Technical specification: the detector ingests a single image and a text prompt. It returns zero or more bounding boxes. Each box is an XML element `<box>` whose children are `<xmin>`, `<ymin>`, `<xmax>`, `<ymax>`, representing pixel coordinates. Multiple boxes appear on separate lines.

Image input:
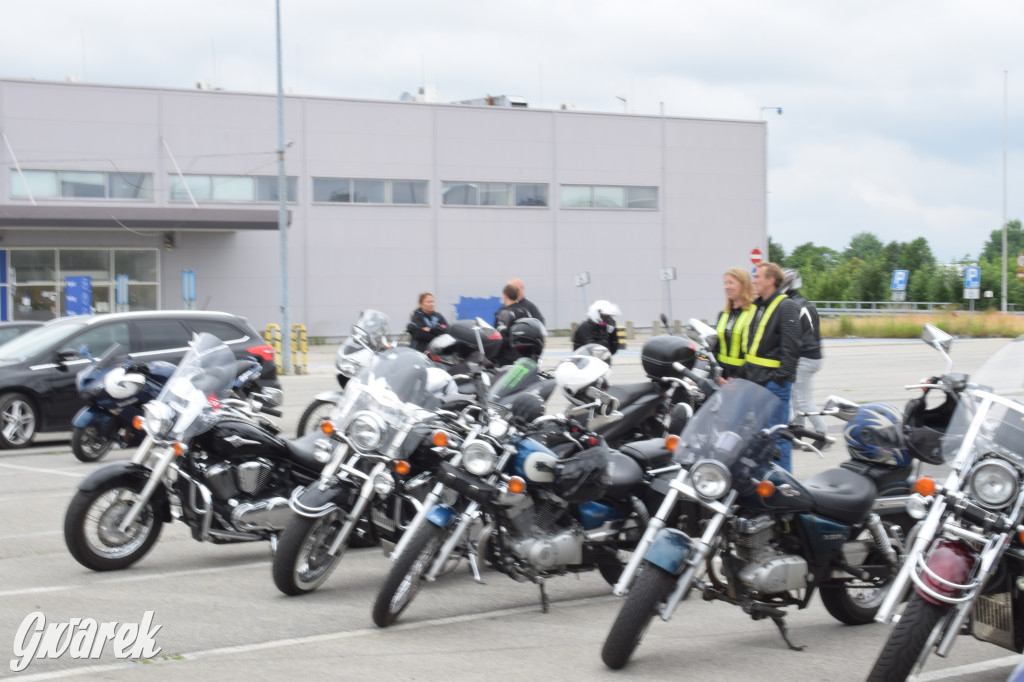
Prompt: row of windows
<box><xmin>10</xmin><ymin>170</ymin><xmax>658</xmax><ymax>210</ymax></box>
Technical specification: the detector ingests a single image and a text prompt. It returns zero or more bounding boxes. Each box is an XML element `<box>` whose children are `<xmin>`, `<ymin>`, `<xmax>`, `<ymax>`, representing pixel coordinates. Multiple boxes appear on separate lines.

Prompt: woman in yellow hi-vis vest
<box><xmin>741</xmin><ymin>262</ymin><xmax>802</xmax><ymax>472</ymax></box>
<box><xmin>714</xmin><ymin>267</ymin><xmax>755</xmax><ymax>384</ymax></box>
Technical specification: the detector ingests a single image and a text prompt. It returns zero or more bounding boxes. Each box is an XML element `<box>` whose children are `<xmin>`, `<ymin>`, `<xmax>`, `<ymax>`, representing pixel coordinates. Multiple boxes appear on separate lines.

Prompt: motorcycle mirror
<box><xmin>686</xmin><ymin>318</ymin><xmax>717</xmax><ymax>347</ymax></box>
<box><xmin>921</xmin><ymin>323</ymin><xmax>954</xmax><ymax>373</ymax></box>
<box><xmin>822</xmin><ymin>395</ymin><xmax>860</xmax><ymax>421</ymax></box>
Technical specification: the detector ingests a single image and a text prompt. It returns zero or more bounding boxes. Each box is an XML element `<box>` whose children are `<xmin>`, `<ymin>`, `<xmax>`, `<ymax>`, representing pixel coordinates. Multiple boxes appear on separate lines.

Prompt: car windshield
<box><xmin>0</xmin><ymin>318</ymin><xmax>89</xmax><ymax>362</ymax></box>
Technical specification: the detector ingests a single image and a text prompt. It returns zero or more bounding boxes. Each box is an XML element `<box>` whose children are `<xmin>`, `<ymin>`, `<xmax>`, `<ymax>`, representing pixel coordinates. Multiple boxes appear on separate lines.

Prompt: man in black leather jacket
<box><xmin>740</xmin><ymin>262</ymin><xmax>801</xmax><ymax>471</ymax></box>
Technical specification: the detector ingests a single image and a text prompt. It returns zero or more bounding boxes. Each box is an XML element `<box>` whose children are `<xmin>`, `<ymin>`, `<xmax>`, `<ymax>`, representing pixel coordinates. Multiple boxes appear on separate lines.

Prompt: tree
<box><xmin>768</xmin><ymin>236</ymin><xmax>786</xmax><ymax>264</ymax></box>
<box><xmin>843</xmin><ymin>232</ymin><xmax>885</xmax><ymax>263</ymax></box>
<box><xmin>784</xmin><ymin>242</ymin><xmax>841</xmax><ymax>272</ymax></box>
<box><xmin>980</xmin><ymin>220</ymin><xmax>1024</xmax><ymax>263</ymax></box>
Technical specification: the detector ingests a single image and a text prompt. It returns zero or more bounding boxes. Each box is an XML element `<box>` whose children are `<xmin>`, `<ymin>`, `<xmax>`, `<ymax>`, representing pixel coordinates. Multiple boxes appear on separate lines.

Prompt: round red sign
<box><xmin>750</xmin><ymin>248</ymin><xmax>764</xmax><ymax>264</ymax></box>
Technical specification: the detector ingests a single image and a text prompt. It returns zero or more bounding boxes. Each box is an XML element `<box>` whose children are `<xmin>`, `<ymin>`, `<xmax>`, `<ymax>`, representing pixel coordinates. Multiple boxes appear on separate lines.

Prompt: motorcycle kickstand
<box><xmin>538</xmin><ymin>581</ymin><xmax>550</xmax><ymax>613</ymax></box>
<box><xmin>770</xmin><ymin>615</ymin><xmax>805</xmax><ymax>652</ymax></box>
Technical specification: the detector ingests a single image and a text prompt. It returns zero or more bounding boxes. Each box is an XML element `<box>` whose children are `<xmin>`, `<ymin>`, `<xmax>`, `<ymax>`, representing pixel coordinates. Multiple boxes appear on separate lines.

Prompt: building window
<box><xmin>168</xmin><ymin>174</ymin><xmax>297</xmax><ymax>202</ymax></box>
<box><xmin>560</xmin><ymin>184</ymin><xmax>659</xmax><ymax>209</ymax></box>
<box><xmin>10</xmin><ymin>170</ymin><xmax>153</xmax><ymax>200</ymax></box>
<box><xmin>442</xmin><ymin>181</ymin><xmax>548</xmax><ymax>207</ymax></box>
<box><xmin>312</xmin><ymin>178</ymin><xmax>427</xmax><ymax>205</ymax></box>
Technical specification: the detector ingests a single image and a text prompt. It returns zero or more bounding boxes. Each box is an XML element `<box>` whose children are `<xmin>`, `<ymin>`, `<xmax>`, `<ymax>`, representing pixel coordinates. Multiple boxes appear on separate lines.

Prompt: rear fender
<box><xmin>76</xmin><ymin>461</ymin><xmax>171</xmax><ymax>523</ymax></box>
<box><xmin>917</xmin><ymin>537</ymin><xmax>977</xmax><ymax>604</ymax></box>
<box><xmin>645</xmin><ymin>527</ymin><xmax>695</xmax><ymax>576</ymax></box>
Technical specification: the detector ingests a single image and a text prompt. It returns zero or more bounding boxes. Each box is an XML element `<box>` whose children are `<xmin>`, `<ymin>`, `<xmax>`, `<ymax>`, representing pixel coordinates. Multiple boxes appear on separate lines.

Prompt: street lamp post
<box><xmin>275</xmin><ymin>0</ymin><xmax>292</xmax><ymax>374</ymax></box>
<box><xmin>759</xmin><ymin>106</ymin><xmax>783</xmax><ymax>257</ymax></box>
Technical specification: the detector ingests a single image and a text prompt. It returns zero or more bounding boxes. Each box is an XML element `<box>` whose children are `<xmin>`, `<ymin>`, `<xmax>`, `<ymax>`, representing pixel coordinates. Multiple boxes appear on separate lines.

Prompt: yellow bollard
<box><xmin>291</xmin><ymin>324</ymin><xmax>308</xmax><ymax>375</ymax></box>
<box><xmin>264</xmin><ymin>324</ymin><xmax>283</xmax><ymax>374</ymax></box>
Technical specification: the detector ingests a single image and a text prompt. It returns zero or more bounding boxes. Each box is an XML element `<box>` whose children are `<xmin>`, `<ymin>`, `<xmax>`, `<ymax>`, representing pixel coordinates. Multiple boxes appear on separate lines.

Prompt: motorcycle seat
<box><xmin>801</xmin><ymin>467</ymin><xmax>878</xmax><ymax>525</ymax></box>
<box><xmin>618</xmin><ymin>437</ymin><xmax>675</xmax><ymax>469</ymax></box>
<box><xmin>284</xmin><ymin>432</ymin><xmax>331</xmax><ymax>472</ymax></box>
<box><xmin>607</xmin><ymin>382</ymin><xmax>658</xmax><ymax>406</ymax></box>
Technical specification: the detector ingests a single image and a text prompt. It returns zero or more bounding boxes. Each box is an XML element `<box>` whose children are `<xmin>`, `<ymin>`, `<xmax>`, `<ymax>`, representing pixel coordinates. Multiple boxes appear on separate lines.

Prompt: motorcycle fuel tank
<box><xmin>200</xmin><ymin>419</ymin><xmax>290</xmax><ymax>462</ymax></box>
<box><xmin>741</xmin><ymin>466</ymin><xmax>815</xmax><ymax>513</ymax></box>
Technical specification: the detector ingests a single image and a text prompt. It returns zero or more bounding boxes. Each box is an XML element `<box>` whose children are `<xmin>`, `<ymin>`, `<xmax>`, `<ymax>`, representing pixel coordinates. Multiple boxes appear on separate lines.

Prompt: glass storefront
<box><xmin>5</xmin><ymin>249</ymin><xmax>159</xmax><ymax>321</ymax></box>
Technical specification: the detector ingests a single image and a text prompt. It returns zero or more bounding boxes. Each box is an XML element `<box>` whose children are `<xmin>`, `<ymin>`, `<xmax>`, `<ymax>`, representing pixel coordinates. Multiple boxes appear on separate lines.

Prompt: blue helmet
<box><xmin>843</xmin><ymin>402</ymin><xmax>910</xmax><ymax>467</ymax></box>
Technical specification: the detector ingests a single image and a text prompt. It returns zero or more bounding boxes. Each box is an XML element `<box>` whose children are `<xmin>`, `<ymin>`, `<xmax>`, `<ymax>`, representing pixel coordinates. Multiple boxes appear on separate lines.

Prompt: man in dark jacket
<box><xmin>783</xmin><ymin>269</ymin><xmax>829</xmax><ymax>448</ymax></box>
<box><xmin>494</xmin><ymin>283</ymin><xmax>529</xmax><ymax>365</ymax></box>
<box><xmin>508</xmin><ymin>277</ymin><xmax>544</xmax><ymax>325</ymax></box>
<box><xmin>741</xmin><ymin>262</ymin><xmax>801</xmax><ymax>471</ymax></box>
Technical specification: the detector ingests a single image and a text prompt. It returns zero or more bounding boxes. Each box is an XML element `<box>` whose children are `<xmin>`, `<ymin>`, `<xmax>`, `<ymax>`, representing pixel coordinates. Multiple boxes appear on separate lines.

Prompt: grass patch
<box><xmin>820</xmin><ymin>312</ymin><xmax>1024</xmax><ymax>338</ymax></box>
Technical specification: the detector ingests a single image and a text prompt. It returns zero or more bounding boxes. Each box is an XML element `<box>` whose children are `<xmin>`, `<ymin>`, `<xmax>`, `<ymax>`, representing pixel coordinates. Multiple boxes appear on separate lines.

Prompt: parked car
<box><xmin>0</xmin><ymin>321</ymin><xmax>43</xmax><ymax>346</ymax></box>
<box><xmin>0</xmin><ymin>311</ymin><xmax>278</xmax><ymax>449</ymax></box>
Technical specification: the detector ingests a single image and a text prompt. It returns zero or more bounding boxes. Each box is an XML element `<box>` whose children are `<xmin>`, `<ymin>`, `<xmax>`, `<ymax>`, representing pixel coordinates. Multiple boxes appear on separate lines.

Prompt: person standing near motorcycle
<box><xmin>782</xmin><ymin>269</ymin><xmax>829</xmax><ymax>446</ymax></box>
<box><xmin>494</xmin><ymin>283</ymin><xmax>530</xmax><ymax>365</ymax></box>
<box><xmin>407</xmin><ymin>292</ymin><xmax>448</xmax><ymax>352</ymax></box>
<box><xmin>572</xmin><ymin>300</ymin><xmax>621</xmax><ymax>355</ymax></box>
<box><xmin>508</xmin><ymin>277</ymin><xmax>545</xmax><ymax>325</ymax></box>
<box><xmin>714</xmin><ymin>267</ymin><xmax>755</xmax><ymax>385</ymax></box>
<box><xmin>740</xmin><ymin>261</ymin><xmax>801</xmax><ymax>472</ymax></box>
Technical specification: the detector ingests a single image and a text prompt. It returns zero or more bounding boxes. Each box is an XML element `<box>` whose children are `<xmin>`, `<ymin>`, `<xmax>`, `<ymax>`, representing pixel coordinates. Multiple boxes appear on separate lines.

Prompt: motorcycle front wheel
<box><xmin>372</xmin><ymin>523</ymin><xmax>445</xmax><ymax>628</ymax></box>
<box><xmin>866</xmin><ymin>593</ymin><xmax>947</xmax><ymax>681</ymax></box>
<box><xmin>601</xmin><ymin>561</ymin><xmax>675</xmax><ymax>670</ymax></box>
<box><xmin>296</xmin><ymin>398</ymin><xmax>335</xmax><ymax>438</ymax></box>
<box><xmin>71</xmin><ymin>425</ymin><xmax>114</xmax><ymax>462</ymax></box>
<box><xmin>64</xmin><ymin>478</ymin><xmax>163</xmax><ymax>571</ymax></box>
<box><xmin>272</xmin><ymin>510</ymin><xmax>346</xmax><ymax>595</ymax></box>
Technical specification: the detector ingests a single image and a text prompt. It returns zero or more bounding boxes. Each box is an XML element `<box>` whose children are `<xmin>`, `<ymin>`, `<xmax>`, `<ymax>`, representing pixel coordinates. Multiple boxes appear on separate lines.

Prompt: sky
<box><xmin>1</xmin><ymin>0</ymin><xmax>1022</xmax><ymax>263</ymax></box>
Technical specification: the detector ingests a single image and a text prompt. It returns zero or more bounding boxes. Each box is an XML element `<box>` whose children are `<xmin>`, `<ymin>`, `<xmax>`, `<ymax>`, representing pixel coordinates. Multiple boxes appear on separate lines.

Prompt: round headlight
<box><xmin>372</xmin><ymin>472</ymin><xmax>395</xmax><ymax>497</ymax></box>
<box><xmin>347</xmin><ymin>411</ymin><xmax>386</xmax><ymax>451</ymax></box>
<box><xmin>463</xmin><ymin>440</ymin><xmax>498</xmax><ymax>477</ymax></box>
<box><xmin>690</xmin><ymin>460</ymin><xmax>731</xmax><ymax>500</ymax></box>
<box><xmin>142</xmin><ymin>401</ymin><xmax>175</xmax><ymax>439</ymax></box>
<box><xmin>967</xmin><ymin>459</ymin><xmax>1019</xmax><ymax>509</ymax></box>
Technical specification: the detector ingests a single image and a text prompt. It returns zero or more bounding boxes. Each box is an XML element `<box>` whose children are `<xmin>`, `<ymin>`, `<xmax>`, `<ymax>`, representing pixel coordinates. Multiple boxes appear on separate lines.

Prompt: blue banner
<box><xmin>65</xmin><ymin>276</ymin><xmax>93</xmax><ymax>317</ymax></box>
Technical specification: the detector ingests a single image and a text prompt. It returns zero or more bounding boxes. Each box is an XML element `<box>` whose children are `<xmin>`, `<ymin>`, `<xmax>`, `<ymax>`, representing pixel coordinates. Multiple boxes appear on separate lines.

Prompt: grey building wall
<box><xmin>0</xmin><ymin>78</ymin><xmax>766</xmax><ymax>337</ymax></box>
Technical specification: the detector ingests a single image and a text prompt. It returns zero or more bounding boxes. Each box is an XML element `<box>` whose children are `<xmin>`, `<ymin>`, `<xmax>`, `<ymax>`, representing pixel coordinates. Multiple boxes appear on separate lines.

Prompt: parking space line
<box><xmin>0</xmin><ymin>462</ymin><xmax>85</xmax><ymax>478</ymax></box>
<box><xmin>916</xmin><ymin>654</ymin><xmax>1021</xmax><ymax>680</ymax></box>
<box><xmin>0</xmin><ymin>529</ymin><xmax>63</xmax><ymax>541</ymax></box>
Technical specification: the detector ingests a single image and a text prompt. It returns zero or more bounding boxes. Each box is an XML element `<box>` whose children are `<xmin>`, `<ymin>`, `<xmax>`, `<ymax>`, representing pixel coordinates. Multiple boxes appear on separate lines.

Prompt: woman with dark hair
<box><xmin>407</xmin><ymin>292</ymin><xmax>447</xmax><ymax>352</ymax></box>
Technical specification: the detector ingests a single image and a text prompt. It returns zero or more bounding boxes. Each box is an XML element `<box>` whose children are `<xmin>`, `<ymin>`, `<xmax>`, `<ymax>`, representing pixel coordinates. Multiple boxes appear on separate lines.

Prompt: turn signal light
<box><xmin>132</xmin><ymin>415</ymin><xmax>143</xmax><ymax>430</ymax></box>
<box><xmin>507</xmin><ymin>476</ymin><xmax>526</xmax><ymax>494</ymax></box>
<box><xmin>432</xmin><ymin>430</ymin><xmax>449</xmax><ymax>447</ymax></box>
<box><xmin>1018</xmin><ymin>529</ymin><xmax>1024</xmax><ymax>546</ymax></box>
<box><xmin>664</xmin><ymin>435</ymin><xmax>680</xmax><ymax>451</ymax></box>
<box><xmin>756</xmin><ymin>480</ymin><xmax>775</xmax><ymax>498</ymax></box>
<box><xmin>173</xmin><ymin>442</ymin><xmax>185</xmax><ymax>457</ymax></box>
<box><xmin>914</xmin><ymin>477</ymin><xmax>937</xmax><ymax>497</ymax></box>
<box><xmin>320</xmin><ymin>420</ymin><xmax>336</xmax><ymax>436</ymax></box>
<box><xmin>394</xmin><ymin>460</ymin><xmax>411</xmax><ymax>476</ymax></box>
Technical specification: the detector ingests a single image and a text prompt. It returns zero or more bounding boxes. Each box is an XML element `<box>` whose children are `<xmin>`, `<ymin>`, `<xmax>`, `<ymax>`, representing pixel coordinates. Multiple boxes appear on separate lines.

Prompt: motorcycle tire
<box><xmin>372</xmin><ymin>523</ymin><xmax>445</xmax><ymax>628</ymax></box>
<box><xmin>601</xmin><ymin>561</ymin><xmax>675</xmax><ymax>670</ymax></box>
<box><xmin>296</xmin><ymin>398</ymin><xmax>335</xmax><ymax>438</ymax></box>
<box><xmin>866</xmin><ymin>593</ymin><xmax>946</xmax><ymax>682</ymax></box>
<box><xmin>820</xmin><ymin>523</ymin><xmax>906</xmax><ymax>625</ymax></box>
<box><xmin>71</xmin><ymin>425</ymin><xmax>114</xmax><ymax>462</ymax></box>
<box><xmin>272</xmin><ymin>510</ymin><xmax>346</xmax><ymax>595</ymax></box>
<box><xmin>64</xmin><ymin>478</ymin><xmax>163</xmax><ymax>571</ymax></box>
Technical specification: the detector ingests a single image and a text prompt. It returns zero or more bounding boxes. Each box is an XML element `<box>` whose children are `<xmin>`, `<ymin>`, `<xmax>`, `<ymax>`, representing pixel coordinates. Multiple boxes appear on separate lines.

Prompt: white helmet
<box><xmin>587</xmin><ymin>299</ymin><xmax>621</xmax><ymax>324</ymax></box>
<box><xmin>554</xmin><ymin>354</ymin><xmax>611</xmax><ymax>406</ymax></box>
<box><xmin>102</xmin><ymin>366</ymin><xmax>146</xmax><ymax>400</ymax></box>
<box><xmin>425</xmin><ymin>367</ymin><xmax>458</xmax><ymax>399</ymax></box>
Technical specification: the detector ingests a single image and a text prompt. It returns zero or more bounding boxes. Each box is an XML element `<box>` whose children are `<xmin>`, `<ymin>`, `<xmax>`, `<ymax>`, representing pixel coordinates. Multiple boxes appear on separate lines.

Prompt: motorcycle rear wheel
<box><xmin>866</xmin><ymin>593</ymin><xmax>946</xmax><ymax>681</ymax></box>
<box><xmin>296</xmin><ymin>398</ymin><xmax>335</xmax><ymax>438</ymax></box>
<box><xmin>71</xmin><ymin>425</ymin><xmax>114</xmax><ymax>462</ymax></box>
<box><xmin>372</xmin><ymin>523</ymin><xmax>444</xmax><ymax>628</ymax></box>
<box><xmin>601</xmin><ymin>561</ymin><xmax>675</xmax><ymax>670</ymax></box>
<box><xmin>820</xmin><ymin>523</ymin><xmax>906</xmax><ymax>625</ymax></box>
<box><xmin>272</xmin><ymin>510</ymin><xmax>345</xmax><ymax>595</ymax></box>
<box><xmin>64</xmin><ymin>479</ymin><xmax>163</xmax><ymax>571</ymax></box>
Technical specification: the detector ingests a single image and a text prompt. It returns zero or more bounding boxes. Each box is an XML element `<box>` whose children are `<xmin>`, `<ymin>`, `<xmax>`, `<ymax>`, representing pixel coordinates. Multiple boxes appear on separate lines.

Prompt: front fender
<box><xmin>76</xmin><ymin>461</ymin><xmax>171</xmax><ymax>523</ymax></box>
<box><xmin>917</xmin><ymin>537</ymin><xmax>977</xmax><ymax>604</ymax></box>
<box><xmin>315</xmin><ymin>390</ymin><xmax>344</xmax><ymax>404</ymax></box>
<box><xmin>645</xmin><ymin>527</ymin><xmax>695</xmax><ymax>576</ymax></box>
<box><xmin>425</xmin><ymin>504</ymin><xmax>457</xmax><ymax>528</ymax></box>
<box><xmin>72</xmin><ymin>406</ymin><xmax>114</xmax><ymax>430</ymax></box>
<box><xmin>289</xmin><ymin>481</ymin><xmax>355</xmax><ymax>518</ymax></box>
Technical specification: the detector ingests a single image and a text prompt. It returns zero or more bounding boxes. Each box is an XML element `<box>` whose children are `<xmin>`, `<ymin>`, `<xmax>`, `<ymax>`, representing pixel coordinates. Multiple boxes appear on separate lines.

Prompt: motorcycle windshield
<box><xmin>673</xmin><ymin>379</ymin><xmax>782</xmax><ymax>470</ymax></box>
<box><xmin>352</xmin><ymin>309</ymin><xmax>390</xmax><ymax>348</ymax></box>
<box><xmin>328</xmin><ymin>346</ymin><xmax>439</xmax><ymax>457</ymax></box>
<box><xmin>336</xmin><ymin>310</ymin><xmax>391</xmax><ymax>378</ymax></box>
<box><xmin>941</xmin><ymin>336</ymin><xmax>1024</xmax><ymax>466</ymax></box>
<box><xmin>90</xmin><ymin>343</ymin><xmax>131</xmax><ymax>369</ymax></box>
<box><xmin>153</xmin><ymin>333</ymin><xmax>237</xmax><ymax>441</ymax></box>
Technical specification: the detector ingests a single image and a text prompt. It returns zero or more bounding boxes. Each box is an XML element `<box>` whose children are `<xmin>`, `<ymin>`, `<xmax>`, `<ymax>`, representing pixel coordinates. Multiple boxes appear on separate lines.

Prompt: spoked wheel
<box><xmin>372</xmin><ymin>523</ymin><xmax>445</xmax><ymax>627</ymax></box>
<box><xmin>0</xmin><ymin>392</ymin><xmax>37</xmax><ymax>449</ymax></box>
<box><xmin>71</xmin><ymin>425</ymin><xmax>114</xmax><ymax>462</ymax></box>
<box><xmin>866</xmin><ymin>593</ymin><xmax>947</xmax><ymax>681</ymax></box>
<box><xmin>64</xmin><ymin>478</ymin><xmax>163</xmax><ymax>571</ymax></box>
<box><xmin>272</xmin><ymin>510</ymin><xmax>346</xmax><ymax>595</ymax></box>
<box><xmin>601</xmin><ymin>561</ymin><xmax>675</xmax><ymax>670</ymax></box>
<box><xmin>296</xmin><ymin>399</ymin><xmax>335</xmax><ymax>437</ymax></box>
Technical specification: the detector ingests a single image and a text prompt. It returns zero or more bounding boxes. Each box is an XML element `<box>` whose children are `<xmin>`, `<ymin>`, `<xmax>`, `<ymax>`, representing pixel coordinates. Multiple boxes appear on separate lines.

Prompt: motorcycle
<box><xmin>599</xmin><ymin>374</ymin><xmax>915</xmax><ymax>670</ymax></box>
<box><xmin>868</xmin><ymin>325</ymin><xmax>1024</xmax><ymax>681</ymax></box>
<box><xmin>63</xmin><ymin>333</ymin><xmax>321</xmax><ymax>571</ymax></box>
<box><xmin>71</xmin><ymin>343</ymin><xmax>266</xmax><ymax>462</ymax></box>
<box><xmin>370</xmin><ymin>361</ymin><xmax>684</xmax><ymax>628</ymax></box>
<box><xmin>296</xmin><ymin>309</ymin><xmax>392</xmax><ymax>437</ymax></box>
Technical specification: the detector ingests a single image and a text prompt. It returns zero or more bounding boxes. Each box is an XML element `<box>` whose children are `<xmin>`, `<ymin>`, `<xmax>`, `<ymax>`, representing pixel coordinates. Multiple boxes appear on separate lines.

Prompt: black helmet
<box><xmin>902</xmin><ymin>388</ymin><xmax>957</xmax><ymax>465</ymax></box>
<box><xmin>509</xmin><ymin>318</ymin><xmax>546</xmax><ymax>359</ymax></box>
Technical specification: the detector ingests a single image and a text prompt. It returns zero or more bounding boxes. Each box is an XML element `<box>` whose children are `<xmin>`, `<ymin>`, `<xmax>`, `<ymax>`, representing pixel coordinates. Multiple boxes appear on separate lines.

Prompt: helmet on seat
<box><xmin>587</xmin><ymin>300</ymin><xmax>621</xmax><ymax>325</ymax></box>
<box><xmin>573</xmin><ymin>342</ymin><xmax>613</xmax><ymax>365</ymax></box>
<box><xmin>509</xmin><ymin>318</ymin><xmax>546</xmax><ymax>360</ymax></box>
<box><xmin>902</xmin><ymin>388</ymin><xmax>957</xmax><ymax>465</ymax></box>
<box><xmin>842</xmin><ymin>402</ymin><xmax>910</xmax><ymax>467</ymax></box>
<box><xmin>554</xmin><ymin>354</ymin><xmax>610</xmax><ymax>406</ymax></box>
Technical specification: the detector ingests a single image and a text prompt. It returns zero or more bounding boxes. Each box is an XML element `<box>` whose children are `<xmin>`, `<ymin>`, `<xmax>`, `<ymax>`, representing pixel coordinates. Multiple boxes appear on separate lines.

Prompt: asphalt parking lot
<box><xmin>1</xmin><ymin>334</ymin><xmax>1021</xmax><ymax>681</ymax></box>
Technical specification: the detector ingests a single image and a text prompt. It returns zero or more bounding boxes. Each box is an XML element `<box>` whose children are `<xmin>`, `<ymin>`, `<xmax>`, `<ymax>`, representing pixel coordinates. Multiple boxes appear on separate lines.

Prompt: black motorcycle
<box><xmin>64</xmin><ymin>333</ymin><xmax>321</xmax><ymax>571</ymax></box>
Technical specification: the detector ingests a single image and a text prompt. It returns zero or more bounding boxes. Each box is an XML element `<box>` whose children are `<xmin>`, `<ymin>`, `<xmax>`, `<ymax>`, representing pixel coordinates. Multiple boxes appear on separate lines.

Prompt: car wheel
<box><xmin>0</xmin><ymin>392</ymin><xmax>37</xmax><ymax>448</ymax></box>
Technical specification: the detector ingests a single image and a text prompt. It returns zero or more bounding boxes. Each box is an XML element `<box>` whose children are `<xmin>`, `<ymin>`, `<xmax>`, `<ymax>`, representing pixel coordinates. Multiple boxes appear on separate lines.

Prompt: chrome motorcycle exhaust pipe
<box><xmin>231</xmin><ymin>497</ymin><xmax>292</xmax><ymax>531</ymax></box>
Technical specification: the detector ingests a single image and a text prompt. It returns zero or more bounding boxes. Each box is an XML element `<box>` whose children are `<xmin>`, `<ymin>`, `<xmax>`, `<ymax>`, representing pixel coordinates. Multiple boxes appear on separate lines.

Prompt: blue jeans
<box><xmin>765</xmin><ymin>380</ymin><xmax>794</xmax><ymax>472</ymax></box>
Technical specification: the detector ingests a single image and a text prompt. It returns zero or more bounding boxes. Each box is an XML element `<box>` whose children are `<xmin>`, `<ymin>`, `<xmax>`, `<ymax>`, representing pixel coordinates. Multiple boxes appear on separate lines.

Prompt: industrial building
<box><xmin>0</xmin><ymin>78</ymin><xmax>767</xmax><ymax>337</ymax></box>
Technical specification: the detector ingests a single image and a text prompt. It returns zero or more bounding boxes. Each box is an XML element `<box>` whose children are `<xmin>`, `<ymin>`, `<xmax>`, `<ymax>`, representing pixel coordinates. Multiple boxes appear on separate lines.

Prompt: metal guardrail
<box><xmin>810</xmin><ymin>301</ymin><xmax>1020</xmax><ymax>315</ymax></box>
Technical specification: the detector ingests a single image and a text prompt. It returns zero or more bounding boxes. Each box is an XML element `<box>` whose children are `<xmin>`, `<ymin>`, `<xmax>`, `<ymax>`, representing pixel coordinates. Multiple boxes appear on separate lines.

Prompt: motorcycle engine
<box><xmin>730</xmin><ymin>514</ymin><xmax>808</xmax><ymax>594</ymax></box>
<box><xmin>508</xmin><ymin>497</ymin><xmax>584</xmax><ymax>571</ymax></box>
<box><xmin>204</xmin><ymin>458</ymin><xmax>274</xmax><ymax>499</ymax></box>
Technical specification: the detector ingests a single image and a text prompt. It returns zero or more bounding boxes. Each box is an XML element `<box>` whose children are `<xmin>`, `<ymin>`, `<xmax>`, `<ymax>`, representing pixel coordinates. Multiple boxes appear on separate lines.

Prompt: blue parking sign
<box><xmin>964</xmin><ymin>266</ymin><xmax>981</xmax><ymax>289</ymax></box>
<box><xmin>891</xmin><ymin>270</ymin><xmax>908</xmax><ymax>291</ymax></box>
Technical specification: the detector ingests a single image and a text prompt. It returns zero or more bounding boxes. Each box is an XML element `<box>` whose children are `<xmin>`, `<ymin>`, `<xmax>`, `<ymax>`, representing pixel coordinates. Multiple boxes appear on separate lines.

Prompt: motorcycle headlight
<box><xmin>347</xmin><ymin>411</ymin><xmax>386</xmax><ymax>451</ymax></box>
<box><xmin>372</xmin><ymin>471</ymin><xmax>395</xmax><ymax>497</ymax></box>
<box><xmin>967</xmin><ymin>459</ymin><xmax>1019</xmax><ymax>509</ymax></box>
<box><xmin>690</xmin><ymin>460</ymin><xmax>731</xmax><ymax>500</ymax></box>
<box><xmin>462</xmin><ymin>440</ymin><xmax>498</xmax><ymax>477</ymax></box>
<box><xmin>142</xmin><ymin>401</ymin><xmax>175</xmax><ymax>439</ymax></box>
